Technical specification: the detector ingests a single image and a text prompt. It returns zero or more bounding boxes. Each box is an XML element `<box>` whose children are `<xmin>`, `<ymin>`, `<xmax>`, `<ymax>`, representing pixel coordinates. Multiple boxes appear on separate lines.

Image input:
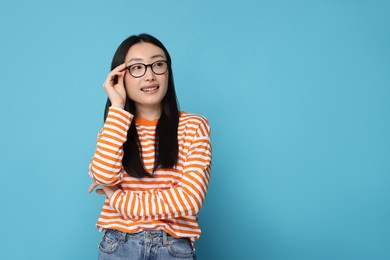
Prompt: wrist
<box><xmin>110</xmin><ymin>103</ymin><xmax>125</xmax><ymax>109</ymax></box>
<box><xmin>102</xmin><ymin>185</ymin><xmax>119</xmax><ymax>199</ymax></box>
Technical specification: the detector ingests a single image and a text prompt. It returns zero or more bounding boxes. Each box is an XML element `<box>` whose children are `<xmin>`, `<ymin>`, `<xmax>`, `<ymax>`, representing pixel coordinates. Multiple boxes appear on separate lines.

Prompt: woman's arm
<box><xmin>107</xmin><ymin>118</ymin><xmax>212</xmax><ymax>221</ymax></box>
<box><xmin>88</xmin><ymin>107</ymin><xmax>133</xmax><ymax>185</ymax></box>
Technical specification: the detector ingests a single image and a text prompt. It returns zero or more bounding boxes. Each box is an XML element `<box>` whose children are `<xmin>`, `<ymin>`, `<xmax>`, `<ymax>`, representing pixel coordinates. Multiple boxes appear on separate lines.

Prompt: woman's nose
<box><xmin>144</xmin><ymin>65</ymin><xmax>156</xmax><ymax>80</ymax></box>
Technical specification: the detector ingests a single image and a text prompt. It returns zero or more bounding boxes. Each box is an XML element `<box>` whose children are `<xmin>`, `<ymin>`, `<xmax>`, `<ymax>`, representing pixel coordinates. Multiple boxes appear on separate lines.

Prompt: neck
<box><xmin>135</xmin><ymin>104</ymin><xmax>162</xmax><ymax>120</ymax></box>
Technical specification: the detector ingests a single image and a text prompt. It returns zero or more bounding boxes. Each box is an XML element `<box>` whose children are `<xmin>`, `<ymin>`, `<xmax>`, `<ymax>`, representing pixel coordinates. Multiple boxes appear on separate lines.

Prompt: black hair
<box><xmin>104</xmin><ymin>34</ymin><xmax>179</xmax><ymax>178</ymax></box>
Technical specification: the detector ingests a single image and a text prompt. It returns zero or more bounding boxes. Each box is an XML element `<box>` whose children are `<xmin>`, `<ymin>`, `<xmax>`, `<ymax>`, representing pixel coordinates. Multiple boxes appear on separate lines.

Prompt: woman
<box><xmin>88</xmin><ymin>34</ymin><xmax>212</xmax><ymax>260</ymax></box>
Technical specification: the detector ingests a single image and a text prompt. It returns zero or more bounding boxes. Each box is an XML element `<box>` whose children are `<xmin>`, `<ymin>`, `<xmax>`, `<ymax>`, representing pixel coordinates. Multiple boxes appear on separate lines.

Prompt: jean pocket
<box><xmin>168</xmin><ymin>238</ymin><xmax>196</xmax><ymax>259</ymax></box>
<box><xmin>98</xmin><ymin>231</ymin><xmax>120</xmax><ymax>254</ymax></box>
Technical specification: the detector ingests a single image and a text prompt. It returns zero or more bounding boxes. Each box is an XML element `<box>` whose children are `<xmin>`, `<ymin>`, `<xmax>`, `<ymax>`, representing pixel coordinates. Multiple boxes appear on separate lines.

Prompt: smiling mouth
<box><xmin>141</xmin><ymin>86</ymin><xmax>159</xmax><ymax>93</ymax></box>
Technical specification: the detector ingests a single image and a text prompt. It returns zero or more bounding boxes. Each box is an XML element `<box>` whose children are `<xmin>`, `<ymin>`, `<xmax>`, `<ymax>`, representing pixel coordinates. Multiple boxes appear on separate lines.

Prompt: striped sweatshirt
<box><xmin>88</xmin><ymin>107</ymin><xmax>212</xmax><ymax>242</ymax></box>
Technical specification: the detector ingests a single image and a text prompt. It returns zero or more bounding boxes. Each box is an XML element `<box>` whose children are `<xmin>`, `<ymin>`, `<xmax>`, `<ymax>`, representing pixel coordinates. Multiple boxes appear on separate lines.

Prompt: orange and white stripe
<box><xmin>89</xmin><ymin>107</ymin><xmax>212</xmax><ymax>242</ymax></box>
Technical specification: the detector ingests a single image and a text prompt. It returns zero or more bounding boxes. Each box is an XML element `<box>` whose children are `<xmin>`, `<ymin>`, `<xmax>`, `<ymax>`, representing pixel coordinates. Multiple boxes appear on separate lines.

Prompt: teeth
<box><xmin>142</xmin><ymin>86</ymin><xmax>158</xmax><ymax>92</ymax></box>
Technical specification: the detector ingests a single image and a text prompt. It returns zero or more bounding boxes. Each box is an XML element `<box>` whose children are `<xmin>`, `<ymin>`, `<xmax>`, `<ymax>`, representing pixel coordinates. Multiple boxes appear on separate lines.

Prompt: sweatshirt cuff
<box><xmin>105</xmin><ymin>107</ymin><xmax>134</xmax><ymax>133</ymax></box>
<box><xmin>108</xmin><ymin>107</ymin><xmax>133</xmax><ymax>120</ymax></box>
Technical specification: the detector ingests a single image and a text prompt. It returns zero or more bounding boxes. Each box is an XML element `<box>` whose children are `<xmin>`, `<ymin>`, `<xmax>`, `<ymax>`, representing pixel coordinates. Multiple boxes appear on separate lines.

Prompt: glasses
<box><xmin>125</xmin><ymin>60</ymin><xmax>169</xmax><ymax>78</ymax></box>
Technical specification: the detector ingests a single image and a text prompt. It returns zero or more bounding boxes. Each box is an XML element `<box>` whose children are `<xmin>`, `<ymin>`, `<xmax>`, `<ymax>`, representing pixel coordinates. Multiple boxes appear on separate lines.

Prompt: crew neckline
<box><xmin>135</xmin><ymin>117</ymin><xmax>159</xmax><ymax>126</ymax></box>
<box><xmin>134</xmin><ymin>112</ymin><xmax>186</xmax><ymax>126</ymax></box>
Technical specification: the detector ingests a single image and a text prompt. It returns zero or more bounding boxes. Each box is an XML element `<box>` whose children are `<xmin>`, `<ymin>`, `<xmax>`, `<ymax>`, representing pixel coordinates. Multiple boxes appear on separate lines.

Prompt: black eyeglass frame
<box><xmin>125</xmin><ymin>60</ymin><xmax>170</xmax><ymax>78</ymax></box>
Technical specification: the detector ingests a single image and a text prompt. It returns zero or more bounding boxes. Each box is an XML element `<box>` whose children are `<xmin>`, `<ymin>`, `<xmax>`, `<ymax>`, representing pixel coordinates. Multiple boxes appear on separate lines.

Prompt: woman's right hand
<box><xmin>103</xmin><ymin>63</ymin><xmax>127</xmax><ymax>109</ymax></box>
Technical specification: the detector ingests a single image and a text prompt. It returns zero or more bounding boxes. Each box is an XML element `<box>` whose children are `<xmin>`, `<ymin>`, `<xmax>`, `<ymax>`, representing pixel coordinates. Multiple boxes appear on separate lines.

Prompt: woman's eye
<box><xmin>131</xmin><ymin>65</ymin><xmax>144</xmax><ymax>71</ymax></box>
<box><xmin>153</xmin><ymin>62</ymin><xmax>164</xmax><ymax>68</ymax></box>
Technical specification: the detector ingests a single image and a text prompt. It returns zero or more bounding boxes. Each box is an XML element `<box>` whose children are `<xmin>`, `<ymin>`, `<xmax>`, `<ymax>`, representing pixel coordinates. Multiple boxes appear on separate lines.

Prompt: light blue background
<box><xmin>0</xmin><ymin>0</ymin><xmax>389</xmax><ymax>259</ymax></box>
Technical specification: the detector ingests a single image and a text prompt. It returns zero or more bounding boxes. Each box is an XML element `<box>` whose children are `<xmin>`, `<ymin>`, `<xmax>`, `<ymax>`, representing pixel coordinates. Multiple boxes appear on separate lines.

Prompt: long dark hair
<box><xmin>104</xmin><ymin>34</ymin><xmax>179</xmax><ymax>178</ymax></box>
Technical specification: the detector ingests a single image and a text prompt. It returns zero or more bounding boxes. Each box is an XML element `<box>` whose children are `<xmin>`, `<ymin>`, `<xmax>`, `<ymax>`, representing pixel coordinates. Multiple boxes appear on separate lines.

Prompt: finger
<box><xmin>104</xmin><ymin>64</ymin><xmax>126</xmax><ymax>81</ymax></box>
<box><xmin>105</xmin><ymin>71</ymin><xmax>123</xmax><ymax>83</ymax></box>
<box><xmin>112</xmin><ymin>63</ymin><xmax>126</xmax><ymax>73</ymax></box>
<box><xmin>88</xmin><ymin>182</ymin><xmax>99</xmax><ymax>193</ymax></box>
<box><xmin>117</xmin><ymin>70</ymin><xmax>126</xmax><ymax>80</ymax></box>
<box><xmin>110</xmin><ymin>68</ymin><xmax>126</xmax><ymax>77</ymax></box>
<box><xmin>96</xmin><ymin>189</ymin><xmax>105</xmax><ymax>195</ymax></box>
<box><xmin>103</xmin><ymin>70</ymin><xmax>126</xmax><ymax>88</ymax></box>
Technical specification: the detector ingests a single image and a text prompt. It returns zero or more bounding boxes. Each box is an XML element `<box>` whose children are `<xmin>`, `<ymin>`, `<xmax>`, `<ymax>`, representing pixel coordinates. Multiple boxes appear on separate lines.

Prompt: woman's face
<box><xmin>124</xmin><ymin>42</ymin><xmax>169</xmax><ymax>113</ymax></box>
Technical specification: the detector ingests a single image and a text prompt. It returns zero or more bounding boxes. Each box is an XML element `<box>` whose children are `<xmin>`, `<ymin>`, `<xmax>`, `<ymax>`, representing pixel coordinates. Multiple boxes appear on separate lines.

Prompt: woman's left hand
<box><xmin>88</xmin><ymin>182</ymin><xmax>119</xmax><ymax>199</ymax></box>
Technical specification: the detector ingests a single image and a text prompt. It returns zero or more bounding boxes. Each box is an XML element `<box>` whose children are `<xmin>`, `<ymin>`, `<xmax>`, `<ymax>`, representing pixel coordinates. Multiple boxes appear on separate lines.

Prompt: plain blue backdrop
<box><xmin>0</xmin><ymin>0</ymin><xmax>389</xmax><ymax>259</ymax></box>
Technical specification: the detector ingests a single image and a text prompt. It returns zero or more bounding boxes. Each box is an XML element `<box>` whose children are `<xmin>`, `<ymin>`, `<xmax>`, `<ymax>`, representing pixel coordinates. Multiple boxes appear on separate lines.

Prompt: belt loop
<box><xmin>163</xmin><ymin>230</ymin><xmax>168</xmax><ymax>245</ymax></box>
<box><xmin>120</xmin><ymin>230</ymin><xmax>126</xmax><ymax>243</ymax></box>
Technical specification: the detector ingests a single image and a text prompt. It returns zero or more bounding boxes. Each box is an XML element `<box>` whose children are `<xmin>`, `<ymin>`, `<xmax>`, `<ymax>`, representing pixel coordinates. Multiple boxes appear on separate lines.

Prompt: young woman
<box><xmin>88</xmin><ymin>34</ymin><xmax>212</xmax><ymax>260</ymax></box>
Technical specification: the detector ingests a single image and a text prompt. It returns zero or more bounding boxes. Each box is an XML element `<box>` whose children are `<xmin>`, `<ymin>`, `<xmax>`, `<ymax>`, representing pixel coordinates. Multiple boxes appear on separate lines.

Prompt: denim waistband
<box><xmin>105</xmin><ymin>229</ymin><xmax>177</xmax><ymax>244</ymax></box>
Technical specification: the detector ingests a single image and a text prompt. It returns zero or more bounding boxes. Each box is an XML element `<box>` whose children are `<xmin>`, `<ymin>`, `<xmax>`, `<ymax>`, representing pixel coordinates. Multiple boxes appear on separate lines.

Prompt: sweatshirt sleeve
<box><xmin>108</xmin><ymin>116</ymin><xmax>212</xmax><ymax>221</ymax></box>
<box><xmin>88</xmin><ymin>107</ymin><xmax>133</xmax><ymax>185</ymax></box>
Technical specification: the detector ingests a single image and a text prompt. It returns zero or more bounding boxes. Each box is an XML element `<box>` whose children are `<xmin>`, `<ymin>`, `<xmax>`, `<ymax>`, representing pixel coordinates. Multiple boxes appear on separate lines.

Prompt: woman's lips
<box><xmin>141</xmin><ymin>85</ymin><xmax>159</xmax><ymax>94</ymax></box>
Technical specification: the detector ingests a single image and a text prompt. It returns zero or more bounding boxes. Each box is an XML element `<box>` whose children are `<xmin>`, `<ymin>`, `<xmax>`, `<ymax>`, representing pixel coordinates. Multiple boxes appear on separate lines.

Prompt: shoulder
<box><xmin>179</xmin><ymin>112</ymin><xmax>210</xmax><ymax>137</ymax></box>
<box><xmin>179</xmin><ymin>111</ymin><xmax>209</xmax><ymax>126</ymax></box>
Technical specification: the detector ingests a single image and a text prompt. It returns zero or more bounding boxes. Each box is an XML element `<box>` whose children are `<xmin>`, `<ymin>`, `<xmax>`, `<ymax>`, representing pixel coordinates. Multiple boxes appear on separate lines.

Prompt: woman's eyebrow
<box><xmin>150</xmin><ymin>54</ymin><xmax>164</xmax><ymax>59</ymax></box>
<box><xmin>127</xmin><ymin>57</ymin><xmax>143</xmax><ymax>63</ymax></box>
<box><xmin>127</xmin><ymin>54</ymin><xmax>165</xmax><ymax>63</ymax></box>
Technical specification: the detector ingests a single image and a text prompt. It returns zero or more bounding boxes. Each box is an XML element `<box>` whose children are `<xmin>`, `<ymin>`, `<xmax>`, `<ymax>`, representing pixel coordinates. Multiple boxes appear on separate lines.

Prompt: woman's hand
<box><xmin>103</xmin><ymin>63</ymin><xmax>127</xmax><ymax>109</ymax></box>
<box><xmin>88</xmin><ymin>182</ymin><xmax>119</xmax><ymax>199</ymax></box>
<box><xmin>88</xmin><ymin>182</ymin><xmax>104</xmax><ymax>195</ymax></box>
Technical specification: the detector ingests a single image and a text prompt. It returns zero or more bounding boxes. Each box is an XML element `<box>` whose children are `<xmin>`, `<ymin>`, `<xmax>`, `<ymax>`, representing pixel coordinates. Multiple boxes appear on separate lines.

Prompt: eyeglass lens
<box><xmin>128</xmin><ymin>61</ymin><xmax>168</xmax><ymax>78</ymax></box>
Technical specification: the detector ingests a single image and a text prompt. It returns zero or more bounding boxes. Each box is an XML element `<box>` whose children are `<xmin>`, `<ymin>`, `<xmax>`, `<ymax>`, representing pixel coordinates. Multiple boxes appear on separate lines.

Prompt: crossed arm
<box><xmin>88</xmin><ymin>107</ymin><xmax>212</xmax><ymax>221</ymax></box>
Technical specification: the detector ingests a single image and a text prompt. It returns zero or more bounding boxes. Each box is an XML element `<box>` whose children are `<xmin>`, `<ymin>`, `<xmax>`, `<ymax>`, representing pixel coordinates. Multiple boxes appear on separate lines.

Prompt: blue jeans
<box><xmin>98</xmin><ymin>229</ymin><xmax>196</xmax><ymax>260</ymax></box>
